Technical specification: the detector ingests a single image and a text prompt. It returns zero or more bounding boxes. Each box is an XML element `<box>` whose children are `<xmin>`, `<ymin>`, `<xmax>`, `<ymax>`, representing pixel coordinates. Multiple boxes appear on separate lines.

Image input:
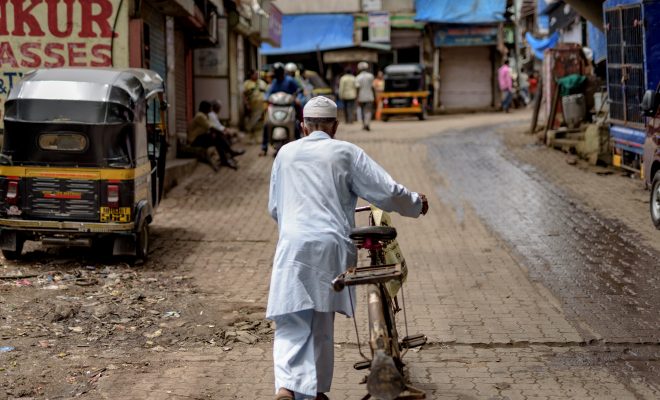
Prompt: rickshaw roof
<box><xmin>384</xmin><ymin>64</ymin><xmax>424</xmax><ymax>75</ymax></box>
<box><xmin>7</xmin><ymin>68</ymin><xmax>164</xmax><ymax>105</ymax></box>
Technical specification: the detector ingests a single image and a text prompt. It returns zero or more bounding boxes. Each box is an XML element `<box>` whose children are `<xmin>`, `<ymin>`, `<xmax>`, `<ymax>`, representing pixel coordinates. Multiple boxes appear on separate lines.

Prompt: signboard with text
<box><xmin>368</xmin><ymin>12</ymin><xmax>390</xmax><ymax>43</ymax></box>
<box><xmin>434</xmin><ymin>26</ymin><xmax>498</xmax><ymax>47</ymax></box>
<box><xmin>0</xmin><ymin>0</ymin><xmax>129</xmax><ymax>130</ymax></box>
<box><xmin>267</xmin><ymin>3</ymin><xmax>282</xmax><ymax>47</ymax></box>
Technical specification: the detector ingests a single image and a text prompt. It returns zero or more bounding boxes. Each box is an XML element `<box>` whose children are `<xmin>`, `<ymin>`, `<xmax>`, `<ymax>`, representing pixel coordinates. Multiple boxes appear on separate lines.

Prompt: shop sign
<box><xmin>268</xmin><ymin>3</ymin><xmax>282</xmax><ymax>47</ymax></box>
<box><xmin>368</xmin><ymin>12</ymin><xmax>390</xmax><ymax>43</ymax></box>
<box><xmin>362</xmin><ymin>0</ymin><xmax>382</xmax><ymax>12</ymax></box>
<box><xmin>0</xmin><ymin>0</ymin><xmax>129</xmax><ymax>130</ymax></box>
<box><xmin>434</xmin><ymin>26</ymin><xmax>498</xmax><ymax>47</ymax></box>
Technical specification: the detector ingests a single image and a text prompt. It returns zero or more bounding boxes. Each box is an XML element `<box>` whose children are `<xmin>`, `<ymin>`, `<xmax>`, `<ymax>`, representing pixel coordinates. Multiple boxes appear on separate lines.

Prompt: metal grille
<box><xmin>27</xmin><ymin>178</ymin><xmax>99</xmax><ymax>221</ymax></box>
<box><xmin>623</xmin><ymin>6</ymin><xmax>643</xmax><ymax>65</ymax></box>
<box><xmin>606</xmin><ymin>5</ymin><xmax>645</xmax><ymax>125</ymax></box>
<box><xmin>605</xmin><ymin>9</ymin><xmax>622</xmax><ymax>64</ymax></box>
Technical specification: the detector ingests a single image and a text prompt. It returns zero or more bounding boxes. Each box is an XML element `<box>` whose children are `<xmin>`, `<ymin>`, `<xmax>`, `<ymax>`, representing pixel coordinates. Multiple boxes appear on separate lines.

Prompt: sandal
<box><xmin>316</xmin><ymin>394</ymin><xmax>330</xmax><ymax>400</ymax></box>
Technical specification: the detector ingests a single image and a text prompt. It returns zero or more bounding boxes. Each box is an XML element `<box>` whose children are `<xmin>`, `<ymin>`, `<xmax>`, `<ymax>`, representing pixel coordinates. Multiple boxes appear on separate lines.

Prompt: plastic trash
<box><xmin>0</xmin><ymin>346</ymin><xmax>15</xmax><ymax>352</ymax></box>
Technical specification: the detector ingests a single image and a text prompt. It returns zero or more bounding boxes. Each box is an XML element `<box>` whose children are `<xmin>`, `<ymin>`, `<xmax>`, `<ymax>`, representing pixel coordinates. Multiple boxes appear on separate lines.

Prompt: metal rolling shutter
<box><xmin>143</xmin><ymin>2</ymin><xmax>167</xmax><ymax>80</ymax></box>
<box><xmin>175</xmin><ymin>28</ymin><xmax>188</xmax><ymax>137</ymax></box>
<box><xmin>439</xmin><ymin>46</ymin><xmax>492</xmax><ymax>110</ymax></box>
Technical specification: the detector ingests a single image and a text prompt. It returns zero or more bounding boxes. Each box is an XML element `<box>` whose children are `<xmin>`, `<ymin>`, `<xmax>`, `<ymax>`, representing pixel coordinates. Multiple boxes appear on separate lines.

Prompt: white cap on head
<box><xmin>303</xmin><ymin>96</ymin><xmax>337</xmax><ymax>119</ymax></box>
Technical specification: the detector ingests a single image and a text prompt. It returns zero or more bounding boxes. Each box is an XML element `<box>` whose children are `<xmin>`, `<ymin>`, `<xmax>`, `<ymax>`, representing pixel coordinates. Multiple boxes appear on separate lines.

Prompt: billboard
<box><xmin>0</xmin><ymin>0</ymin><xmax>130</xmax><ymax>130</ymax></box>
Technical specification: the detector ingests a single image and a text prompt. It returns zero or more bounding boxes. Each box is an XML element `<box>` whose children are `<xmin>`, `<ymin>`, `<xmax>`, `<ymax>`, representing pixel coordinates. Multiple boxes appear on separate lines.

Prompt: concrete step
<box><xmin>164</xmin><ymin>158</ymin><xmax>197</xmax><ymax>194</ymax></box>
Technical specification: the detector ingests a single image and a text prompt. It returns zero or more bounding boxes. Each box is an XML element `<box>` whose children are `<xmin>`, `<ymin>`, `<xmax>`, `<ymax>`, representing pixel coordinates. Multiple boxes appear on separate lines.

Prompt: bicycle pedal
<box><xmin>354</xmin><ymin>360</ymin><xmax>372</xmax><ymax>370</ymax></box>
<box><xmin>401</xmin><ymin>334</ymin><xmax>427</xmax><ymax>349</ymax></box>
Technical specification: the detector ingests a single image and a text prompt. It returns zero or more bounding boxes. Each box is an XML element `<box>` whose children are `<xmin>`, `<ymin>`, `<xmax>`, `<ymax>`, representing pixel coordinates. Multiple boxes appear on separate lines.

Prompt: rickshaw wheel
<box><xmin>2</xmin><ymin>238</ymin><xmax>24</xmax><ymax>260</ymax></box>
<box><xmin>136</xmin><ymin>223</ymin><xmax>150</xmax><ymax>261</ymax></box>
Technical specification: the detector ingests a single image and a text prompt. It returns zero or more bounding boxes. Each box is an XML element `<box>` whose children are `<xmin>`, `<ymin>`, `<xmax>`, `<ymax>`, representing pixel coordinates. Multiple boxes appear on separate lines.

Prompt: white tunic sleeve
<box><xmin>268</xmin><ymin>158</ymin><xmax>280</xmax><ymax>222</ymax></box>
<box><xmin>350</xmin><ymin>148</ymin><xmax>422</xmax><ymax>217</ymax></box>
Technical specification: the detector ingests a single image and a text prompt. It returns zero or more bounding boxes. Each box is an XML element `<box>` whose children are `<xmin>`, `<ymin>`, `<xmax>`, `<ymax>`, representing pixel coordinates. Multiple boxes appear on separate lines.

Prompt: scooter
<box><xmin>265</xmin><ymin>91</ymin><xmax>297</xmax><ymax>154</ymax></box>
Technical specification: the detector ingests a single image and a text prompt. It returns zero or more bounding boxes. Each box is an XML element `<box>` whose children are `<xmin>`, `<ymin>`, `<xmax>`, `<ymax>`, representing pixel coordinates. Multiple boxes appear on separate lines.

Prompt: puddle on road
<box><xmin>426</xmin><ymin>127</ymin><xmax>660</xmax><ymax>343</ymax></box>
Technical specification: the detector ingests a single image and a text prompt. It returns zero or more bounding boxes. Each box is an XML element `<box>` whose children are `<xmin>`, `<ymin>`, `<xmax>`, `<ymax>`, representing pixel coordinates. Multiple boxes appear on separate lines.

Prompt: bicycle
<box><xmin>332</xmin><ymin>205</ymin><xmax>426</xmax><ymax>400</ymax></box>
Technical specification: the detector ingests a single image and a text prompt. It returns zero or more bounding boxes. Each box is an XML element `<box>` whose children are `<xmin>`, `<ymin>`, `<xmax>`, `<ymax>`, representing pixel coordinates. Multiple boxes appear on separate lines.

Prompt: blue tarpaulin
<box><xmin>415</xmin><ymin>0</ymin><xmax>506</xmax><ymax>24</ymax></box>
<box><xmin>587</xmin><ymin>21</ymin><xmax>607</xmax><ymax>63</ymax></box>
<box><xmin>260</xmin><ymin>14</ymin><xmax>354</xmax><ymax>55</ymax></box>
<box><xmin>525</xmin><ymin>31</ymin><xmax>560</xmax><ymax>60</ymax></box>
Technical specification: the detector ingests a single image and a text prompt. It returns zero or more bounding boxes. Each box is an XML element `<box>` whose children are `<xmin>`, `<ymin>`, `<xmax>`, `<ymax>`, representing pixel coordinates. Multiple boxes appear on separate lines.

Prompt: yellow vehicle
<box><xmin>0</xmin><ymin>68</ymin><xmax>168</xmax><ymax>261</ymax></box>
<box><xmin>380</xmin><ymin>64</ymin><xmax>430</xmax><ymax>121</ymax></box>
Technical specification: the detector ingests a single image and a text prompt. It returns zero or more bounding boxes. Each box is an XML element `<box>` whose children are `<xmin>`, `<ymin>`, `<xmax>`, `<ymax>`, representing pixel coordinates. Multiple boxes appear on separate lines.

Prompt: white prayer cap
<box><xmin>303</xmin><ymin>96</ymin><xmax>337</xmax><ymax>119</ymax></box>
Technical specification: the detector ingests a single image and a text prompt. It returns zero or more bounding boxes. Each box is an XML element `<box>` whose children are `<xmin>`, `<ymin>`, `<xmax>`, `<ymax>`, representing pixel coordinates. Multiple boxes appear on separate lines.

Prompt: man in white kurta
<box><xmin>267</xmin><ymin>96</ymin><xmax>427</xmax><ymax>400</ymax></box>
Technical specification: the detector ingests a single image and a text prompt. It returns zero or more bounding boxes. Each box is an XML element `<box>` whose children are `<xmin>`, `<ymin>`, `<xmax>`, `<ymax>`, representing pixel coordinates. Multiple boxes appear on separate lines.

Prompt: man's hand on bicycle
<box><xmin>419</xmin><ymin>194</ymin><xmax>429</xmax><ymax>215</ymax></box>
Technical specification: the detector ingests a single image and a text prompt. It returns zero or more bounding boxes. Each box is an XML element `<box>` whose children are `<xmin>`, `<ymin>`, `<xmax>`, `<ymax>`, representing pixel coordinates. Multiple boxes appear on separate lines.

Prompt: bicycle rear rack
<box><xmin>332</xmin><ymin>263</ymin><xmax>402</xmax><ymax>291</ymax></box>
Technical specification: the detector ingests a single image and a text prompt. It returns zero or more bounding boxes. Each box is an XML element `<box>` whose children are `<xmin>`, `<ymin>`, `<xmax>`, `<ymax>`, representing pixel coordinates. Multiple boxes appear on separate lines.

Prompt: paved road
<box><xmin>2</xmin><ymin>111</ymin><xmax>658</xmax><ymax>400</ymax></box>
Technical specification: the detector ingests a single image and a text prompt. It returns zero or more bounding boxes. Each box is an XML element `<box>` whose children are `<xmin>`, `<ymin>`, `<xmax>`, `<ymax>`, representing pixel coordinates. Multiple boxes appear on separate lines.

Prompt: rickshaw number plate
<box><xmin>100</xmin><ymin>207</ymin><xmax>131</xmax><ymax>223</ymax></box>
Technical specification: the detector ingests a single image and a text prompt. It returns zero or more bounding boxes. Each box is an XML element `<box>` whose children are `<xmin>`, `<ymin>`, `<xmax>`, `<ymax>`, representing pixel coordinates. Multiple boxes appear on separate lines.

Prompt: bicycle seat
<box><xmin>350</xmin><ymin>226</ymin><xmax>397</xmax><ymax>241</ymax></box>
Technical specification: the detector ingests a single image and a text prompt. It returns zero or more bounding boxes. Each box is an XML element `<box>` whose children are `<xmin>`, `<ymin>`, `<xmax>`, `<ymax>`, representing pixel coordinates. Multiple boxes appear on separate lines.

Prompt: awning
<box><xmin>260</xmin><ymin>14</ymin><xmax>354</xmax><ymax>55</ymax></box>
<box><xmin>323</xmin><ymin>49</ymin><xmax>379</xmax><ymax>64</ymax></box>
<box><xmin>415</xmin><ymin>0</ymin><xmax>506</xmax><ymax>24</ymax></box>
<box><xmin>525</xmin><ymin>31</ymin><xmax>560</xmax><ymax>60</ymax></box>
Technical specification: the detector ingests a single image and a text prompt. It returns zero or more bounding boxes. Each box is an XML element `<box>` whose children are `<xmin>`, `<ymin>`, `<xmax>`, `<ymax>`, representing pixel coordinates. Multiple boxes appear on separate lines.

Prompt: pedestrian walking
<box><xmin>356</xmin><ymin>61</ymin><xmax>375</xmax><ymax>131</ymax></box>
<box><xmin>267</xmin><ymin>96</ymin><xmax>429</xmax><ymax>400</ymax></box>
<box><xmin>498</xmin><ymin>59</ymin><xmax>513</xmax><ymax>113</ymax></box>
<box><xmin>338</xmin><ymin>68</ymin><xmax>357</xmax><ymax>124</ymax></box>
<box><xmin>243</xmin><ymin>69</ymin><xmax>267</xmax><ymax>145</ymax></box>
<box><xmin>519</xmin><ymin>71</ymin><xmax>531</xmax><ymax>106</ymax></box>
<box><xmin>373</xmin><ymin>70</ymin><xmax>385</xmax><ymax>121</ymax></box>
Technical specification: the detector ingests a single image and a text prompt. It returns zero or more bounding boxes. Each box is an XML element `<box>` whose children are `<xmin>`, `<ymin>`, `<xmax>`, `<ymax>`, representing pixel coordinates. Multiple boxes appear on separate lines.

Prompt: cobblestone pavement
<box><xmin>3</xmin><ymin>110</ymin><xmax>659</xmax><ymax>399</ymax></box>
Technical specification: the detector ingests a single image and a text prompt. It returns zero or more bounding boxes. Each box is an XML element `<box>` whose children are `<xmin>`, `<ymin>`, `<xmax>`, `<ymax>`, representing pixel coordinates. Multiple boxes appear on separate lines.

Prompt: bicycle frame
<box><xmin>333</xmin><ymin>206</ymin><xmax>425</xmax><ymax>400</ymax></box>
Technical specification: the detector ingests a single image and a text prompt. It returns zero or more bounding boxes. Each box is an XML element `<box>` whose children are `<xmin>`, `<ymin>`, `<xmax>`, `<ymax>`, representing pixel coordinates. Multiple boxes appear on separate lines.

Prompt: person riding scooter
<box><xmin>260</xmin><ymin>63</ymin><xmax>301</xmax><ymax>157</ymax></box>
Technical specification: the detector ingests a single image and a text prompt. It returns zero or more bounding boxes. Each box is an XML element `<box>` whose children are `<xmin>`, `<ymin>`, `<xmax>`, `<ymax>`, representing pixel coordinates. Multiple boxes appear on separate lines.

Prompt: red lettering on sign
<box><xmin>67</xmin><ymin>42</ymin><xmax>85</xmax><ymax>66</ymax></box>
<box><xmin>0</xmin><ymin>0</ymin><xmax>9</xmax><ymax>36</ymax></box>
<box><xmin>44</xmin><ymin>42</ymin><xmax>65</xmax><ymax>67</ymax></box>
<box><xmin>0</xmin><ymin>41</ymin><xmax>19</xmax><ymax>67</ymax></box>
<box><xmin>20</xmin><ymin>42</ymin><xmax>41</xmax><ymax>68</ymax></box>
<box><xmin>79</xmin><ymin>0</ymin><xmax>116</xmax><ymax>38</ymax></box>
<box><xmin>11</xmin><ymin>0</ymin><xmax>45</xmax><ymax>37</ymax></box>
<box><xmin>46</xmin><ymin>0</ymin><xmax>75</xmax><ymax>38</ymax></box>
<box><xmin>91</xmin><ymin>44</ymin><xmax>111</xmax><ymax>67</ymax></box>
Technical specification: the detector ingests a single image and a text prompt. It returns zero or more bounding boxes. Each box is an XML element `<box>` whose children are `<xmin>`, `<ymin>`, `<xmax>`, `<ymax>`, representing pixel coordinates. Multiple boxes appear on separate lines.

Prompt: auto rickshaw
<box><xmin>380</xmin><ymin>64</ymin><xmax>430</xmax><ymax>121</ymax></box>
<box><xmin>0</xmin><ymin>68</ymin><xmax>168</xmax><ymax>261</ymax></box>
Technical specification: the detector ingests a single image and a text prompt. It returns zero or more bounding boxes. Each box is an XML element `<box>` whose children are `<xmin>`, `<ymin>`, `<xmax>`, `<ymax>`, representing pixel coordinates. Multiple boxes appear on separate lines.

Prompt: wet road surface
<box><xmin>427</xmin><ymin>125</ymin><xmax>660</xmax><ymax>342</ymax></box>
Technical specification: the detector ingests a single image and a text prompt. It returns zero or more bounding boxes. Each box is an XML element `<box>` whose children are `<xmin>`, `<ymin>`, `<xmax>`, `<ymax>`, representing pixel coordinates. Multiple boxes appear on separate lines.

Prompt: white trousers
<box><xmin>273</xmin><ymin>310</ymin><xmax>335</xmax><ymax>399</ymax></box>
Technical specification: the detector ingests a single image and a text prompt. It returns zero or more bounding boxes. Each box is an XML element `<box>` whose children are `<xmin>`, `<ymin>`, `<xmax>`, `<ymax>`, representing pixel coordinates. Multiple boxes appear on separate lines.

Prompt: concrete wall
<box><xmin>273</xmin><ymin>0</ymin><xmax>360</xmax><ymax>13</ymax></box>
<box><xmin>273</xmin><ymin>0</ymin><xmax>414</xmax><ymax>13</ymax></box>
<box><xmin>382</xmin><ymin>0</ymin><xmax>415</xmax><ymax>13</ymax></box>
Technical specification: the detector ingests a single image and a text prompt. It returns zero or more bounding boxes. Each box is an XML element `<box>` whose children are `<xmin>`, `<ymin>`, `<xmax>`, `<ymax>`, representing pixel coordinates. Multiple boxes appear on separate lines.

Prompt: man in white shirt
<box><xmin>267</xmin><ymin>96</ymin><xmax>428</xmax><ymax>400</ymax></box>
<box><xmin>208</xmin><ymin>100</ymin><xmax>245</xmax><ymax>157</ymax></box>
<box><xmin>355</xmin><ymin>61</ymin><xmax>375</xmax><ymax>131</ymax></box>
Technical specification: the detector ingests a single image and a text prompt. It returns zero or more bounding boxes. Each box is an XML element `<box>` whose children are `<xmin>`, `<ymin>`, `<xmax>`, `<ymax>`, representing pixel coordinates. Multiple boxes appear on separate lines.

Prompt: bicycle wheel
<box><xmin>367</xmin><ymin>283</ymin><xmax>405</xmax><ymax>400</ymax></box>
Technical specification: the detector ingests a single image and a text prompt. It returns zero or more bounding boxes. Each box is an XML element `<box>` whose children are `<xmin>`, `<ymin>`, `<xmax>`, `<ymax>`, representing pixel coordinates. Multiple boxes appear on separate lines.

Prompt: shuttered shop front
<box><xmin>143</xmin><ymin>2</ymin><xmax>167</xmax><ymax>81</ymax></box>
<box><xmin>174</xmin><ymin>27</ymin><xmax>188</xmax><ymax>137</ymax></box>
<box><xmin>439</xmin><ymin>46</ymin><xmax>493</xmax><ymax>110</ymax></box>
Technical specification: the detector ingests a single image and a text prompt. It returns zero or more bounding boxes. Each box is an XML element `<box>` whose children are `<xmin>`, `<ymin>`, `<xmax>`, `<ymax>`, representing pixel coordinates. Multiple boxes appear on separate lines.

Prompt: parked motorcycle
<box><xmin>265</xmin><ymin>91</ymin><xmax>297</xmax><ymax>154</ymax></box>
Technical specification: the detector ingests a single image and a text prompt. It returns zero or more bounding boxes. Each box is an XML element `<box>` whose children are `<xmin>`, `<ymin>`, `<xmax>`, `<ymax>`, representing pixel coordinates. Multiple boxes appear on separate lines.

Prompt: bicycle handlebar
<box><xmin>355</xmin><ymin>206</ymin><xmax>371</xmax><ymax>213</ymax></box>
